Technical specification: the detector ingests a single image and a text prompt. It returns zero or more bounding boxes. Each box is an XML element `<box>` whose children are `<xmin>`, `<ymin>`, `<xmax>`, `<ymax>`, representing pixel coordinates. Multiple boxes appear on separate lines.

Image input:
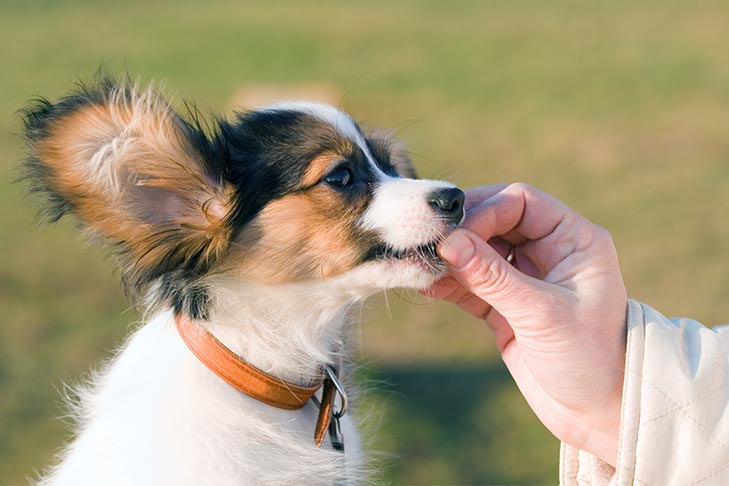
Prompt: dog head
<box><xmin>22</xmin><ymin>79</ymin><xmax>463</xmax><ymax>318</ymax></box>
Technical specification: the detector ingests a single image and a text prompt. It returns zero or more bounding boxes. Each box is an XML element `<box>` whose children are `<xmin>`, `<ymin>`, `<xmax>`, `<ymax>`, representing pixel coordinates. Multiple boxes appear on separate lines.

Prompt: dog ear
<box><xmin>364</xmin><ymin>128</ymin><xmax>417</xmax><ymax>179</ymax></box>
<box><xmin>21</xmin><ymin>78</ymin><xmax>233</xmax><ymax>293</ymax></box>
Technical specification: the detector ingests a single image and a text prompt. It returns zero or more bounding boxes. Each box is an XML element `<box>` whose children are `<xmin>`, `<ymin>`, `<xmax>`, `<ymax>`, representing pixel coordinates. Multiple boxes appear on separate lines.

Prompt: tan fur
<box><xmin>34</xmin><ymin>85</ymin><xmax>233</xmax><ymax>282</ymax></box>
<box><xmin>300</xmin><ymin>152</ymin><xmax>349</xmax><ymax>187</ymax></box>
<box><xmin>234</xmin><ymin>181</ymin><xmax>369</xmax><ymax>284</ymax></box>
<box><xmin>29</xmin><ymin>84</ymin><xmax>415</xmax><ymax>293</ymax></box>
<box><xmin>230</xmin><ymin>139</ymin><xmax>416</xmax><ymax>285</ymax></box>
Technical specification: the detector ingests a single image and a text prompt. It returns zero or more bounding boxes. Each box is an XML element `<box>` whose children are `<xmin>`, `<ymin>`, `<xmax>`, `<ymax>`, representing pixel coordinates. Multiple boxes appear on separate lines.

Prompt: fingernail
<box><xmin>439</xmin><ymin>231</ymin><xmax>475</xmax><ymax>268</ymax></box>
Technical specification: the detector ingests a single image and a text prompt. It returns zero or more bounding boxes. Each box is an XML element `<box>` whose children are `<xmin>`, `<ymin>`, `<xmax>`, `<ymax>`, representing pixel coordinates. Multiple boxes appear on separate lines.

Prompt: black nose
<box><xmin>428</xmin><ymin>187</ymin><xmax>465</xmax><ymax>223</ymax></box>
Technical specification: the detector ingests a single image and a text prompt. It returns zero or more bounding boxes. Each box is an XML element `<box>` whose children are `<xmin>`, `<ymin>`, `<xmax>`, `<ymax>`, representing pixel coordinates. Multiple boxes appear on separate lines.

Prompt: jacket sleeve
<box><xmin>560</xmin><ymin>300</ymin><xmax>729</xmax><ymax>486</ymax></box>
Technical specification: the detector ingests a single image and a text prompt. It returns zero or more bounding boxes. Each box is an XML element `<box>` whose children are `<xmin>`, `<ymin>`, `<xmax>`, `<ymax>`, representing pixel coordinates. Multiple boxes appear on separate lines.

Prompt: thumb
<box><xmin>439</xmin><ymin>229</ymin><xmax>537</xmax><ymax>316</ymax></box>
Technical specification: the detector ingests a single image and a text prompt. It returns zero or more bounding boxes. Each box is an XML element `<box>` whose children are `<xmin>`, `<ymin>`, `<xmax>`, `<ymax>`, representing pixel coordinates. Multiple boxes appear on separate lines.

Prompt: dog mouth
<box><xmin>365</xmin><ymin>240</ymin><xmax>445</xmax><ymax>272</ymax></box>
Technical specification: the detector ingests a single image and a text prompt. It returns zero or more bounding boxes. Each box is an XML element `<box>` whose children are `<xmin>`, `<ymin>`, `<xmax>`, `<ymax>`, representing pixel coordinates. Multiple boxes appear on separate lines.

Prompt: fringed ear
<box><xmin>364</xmin><ymin>128</ymin><xmax>417</xmax><ymax>179</ymax></box>
<box><xmin>21</xmin><ymin>78</ymin><xmax>234</xmax><ymax>299</ymax></box>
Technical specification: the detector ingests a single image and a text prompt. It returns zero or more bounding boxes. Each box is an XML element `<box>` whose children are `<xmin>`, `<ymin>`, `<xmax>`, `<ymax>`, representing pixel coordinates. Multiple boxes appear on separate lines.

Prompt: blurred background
<box><xmin>2</xmin><ymin>0</ymin><xmax>729</xmax><ymax>484</ymax></box>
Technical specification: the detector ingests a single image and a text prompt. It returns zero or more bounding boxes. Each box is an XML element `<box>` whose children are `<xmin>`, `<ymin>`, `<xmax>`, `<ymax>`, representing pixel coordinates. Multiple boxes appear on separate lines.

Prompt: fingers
<box><xmin>422</xmin><ymin>276</ymin><xmax>463</xmax><ymax>301</ymax></box>
<box><xmin>424</xmin><ymin>276</ymin><xmax>494</xmax><ymax>319</ymax></box>
<box><xmin>463</xmin><ymin>183</ymin><xmax>576</xmax><ymax>242</ymax></box>
<box><xmin>463</xmin><ymin>183</ymin><xmax>509</xmax><ymax>211</ymax></box>
<box><xmin>459</xmin><ymin>183</ymin><xmax>610</xmax><ymax>283</ymax></box>
<box><xmin>439</xmin><ymin>228</ymin><xmax>544</xmax><ymax>318</ymax></box>
<box><xmin>483</xmin><ymin>308</ymin><xmax>515</xmax><ymax>351</ymax></box>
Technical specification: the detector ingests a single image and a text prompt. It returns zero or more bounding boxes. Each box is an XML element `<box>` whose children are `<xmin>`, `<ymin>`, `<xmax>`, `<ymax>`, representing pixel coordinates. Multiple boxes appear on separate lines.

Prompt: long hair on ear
<box><xmin>20</xmin><ymin>76</ymin><xmax>234</xmax><ymax>317</ymax></box>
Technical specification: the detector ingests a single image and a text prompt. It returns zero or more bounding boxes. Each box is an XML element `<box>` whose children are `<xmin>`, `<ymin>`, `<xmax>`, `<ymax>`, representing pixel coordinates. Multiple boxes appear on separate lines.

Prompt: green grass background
<box><xmin>2</xmin><ymin>0</ymin><xmax>729</xmax><ymax>484</ymax></box>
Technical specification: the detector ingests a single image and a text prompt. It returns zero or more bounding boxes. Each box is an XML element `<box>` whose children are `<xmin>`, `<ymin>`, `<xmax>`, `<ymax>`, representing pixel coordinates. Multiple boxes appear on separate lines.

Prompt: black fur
<box><xmin>20</xmin><ymin>77</ymin><xmax>402</xmax><ymax>319</ymax></box>
<box><xmin>20</xmin><ymin>80</ymin><xmax>113</xmax><ymax>223</ymax></box>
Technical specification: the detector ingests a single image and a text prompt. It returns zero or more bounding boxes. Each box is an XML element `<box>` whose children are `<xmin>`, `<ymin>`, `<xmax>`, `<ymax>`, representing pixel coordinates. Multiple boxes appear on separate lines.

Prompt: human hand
<box><xmin>426</xmin><ymin>183</ymin><xmax>627</xmax><ymax>466</ymax></box>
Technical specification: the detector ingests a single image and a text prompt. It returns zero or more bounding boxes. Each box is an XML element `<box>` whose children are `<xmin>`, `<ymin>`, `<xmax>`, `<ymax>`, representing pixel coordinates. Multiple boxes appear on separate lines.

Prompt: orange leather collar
<box><xmin>174</xmin><ymin>314</ymin><xmax>338</xmax><ymax>447</ymax></box>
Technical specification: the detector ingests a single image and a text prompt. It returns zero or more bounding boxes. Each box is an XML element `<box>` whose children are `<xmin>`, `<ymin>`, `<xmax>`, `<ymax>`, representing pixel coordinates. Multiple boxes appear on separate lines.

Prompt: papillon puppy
<box><xmin>21</xmin><ymin>77</ymin><xmax>464</xmax><ymax>486</ymax></box>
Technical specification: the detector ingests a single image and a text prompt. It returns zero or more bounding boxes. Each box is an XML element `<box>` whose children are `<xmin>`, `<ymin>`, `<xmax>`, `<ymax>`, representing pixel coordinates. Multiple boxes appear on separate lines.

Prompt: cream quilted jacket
<box><xmin>560</xmin><ymin>300</ymin><xmax>729</xmax><ymax>485</ymax></box>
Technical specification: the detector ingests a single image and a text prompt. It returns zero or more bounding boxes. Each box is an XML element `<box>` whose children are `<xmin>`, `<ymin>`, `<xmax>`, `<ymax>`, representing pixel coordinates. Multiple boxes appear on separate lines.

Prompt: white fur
<box><xmin>78</xmin><ymin>85</ymin><xmax>174</xmax><ymax>193</ymax></box>
<box><xmin>40</xmin><ymin>295</ymin><xmax>363</xmax><ymax>486</ymax></box>
<box><xmin>38</xmin><ymin>249</ymin><xmax>445</xmax><ymax>486</ymax></box>
<box><xmin>263</xmin><ymin>101</ymin><xmax>372</xmax><ymax>161</ymax></box>
<box><xmin>265</xmin><ymin>101</ymin><xmax>459</xmax><ymax>255</ymax></box>
<box><xmin>38</xmin><ymin>103</ymin><xmax>456</xmax><ymax>486</ymax></box>
<box><xmin>40</xmin><ymin>266</ymin><xmax>442</xmax><ymax>486</ymax></box>
<box><xmin>362</xmin><ymin>176</ymin><xmax>458</xmax><ymax>251</ymax></box>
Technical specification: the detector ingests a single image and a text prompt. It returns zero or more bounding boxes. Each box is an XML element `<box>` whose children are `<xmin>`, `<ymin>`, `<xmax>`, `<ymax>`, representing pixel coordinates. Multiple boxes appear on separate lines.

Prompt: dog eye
<box><xmin>324</xmin><ymin>165</ymin><xmax>353</xmax><ymax>188</ymax></box>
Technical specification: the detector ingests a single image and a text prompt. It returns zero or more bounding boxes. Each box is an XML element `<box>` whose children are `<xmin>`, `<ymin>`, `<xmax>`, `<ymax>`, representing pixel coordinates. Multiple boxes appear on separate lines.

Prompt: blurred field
<box><xmin>2</xmin><ymin>0</ymin><xmax>729</xmax><ymax>484</ymax></box>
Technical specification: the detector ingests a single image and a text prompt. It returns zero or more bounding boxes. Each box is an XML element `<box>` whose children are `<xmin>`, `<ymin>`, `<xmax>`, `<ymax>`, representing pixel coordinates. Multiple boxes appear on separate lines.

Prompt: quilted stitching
<box><xmin>693</xmin><ymin>460</ymin><xmax>729</xmax><ymax>485</ymax></box>
<box><xmin>643</xmin><ymin>378</ymin><xmax>729</xmax><ymax>447</ymax></box>
<box><xmin>633</xmin><ymin>307</ymin><xmax>729</xmax><ymax>485</ymax></box>
<box><xmin>559</xmin><ymin>302</ymin><xmax>729</xmax><ymax>486</ymax></box>
<box><xmin>637</xmin><ymin>378</ymin><xmax>729</xmax><ymax>428</ymax></box>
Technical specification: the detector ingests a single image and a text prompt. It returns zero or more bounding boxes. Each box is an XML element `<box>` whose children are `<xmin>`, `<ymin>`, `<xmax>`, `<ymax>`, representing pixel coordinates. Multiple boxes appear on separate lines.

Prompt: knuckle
<box><xmin>465</xmin><ymin>253</ymin><xmax>512</xmax><ymax>295</ymax></box>
<box><xmin>593</xmin><ymin>225</ymin><xmax>620</xmax><ymax>261</ymax></box>
<box><xmin>508</xmin><ymin>182</ymin><xmax>536</xmax><ymax>197</ymax></box>
<box><xmin>595</xmin><ymin>225</ymin><xmax>614</xmax><ymax>244</ymax></box>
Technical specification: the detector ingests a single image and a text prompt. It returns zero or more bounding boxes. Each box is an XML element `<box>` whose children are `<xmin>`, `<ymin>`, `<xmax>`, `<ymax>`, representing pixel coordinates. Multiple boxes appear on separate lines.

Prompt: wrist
<box><xmin>579</xmin><ymin>370</ymin><xmax>624</xmax><ymax>466</ymax></box>
<box><xmin>586</xmin><ymin>301</ymin><xmax>628</xmax><ymax>466</ymax></box>
<box><xmin>585</xmin><ymin>405</ymin><xmax>621</xmax><ymax>467</ymax></box>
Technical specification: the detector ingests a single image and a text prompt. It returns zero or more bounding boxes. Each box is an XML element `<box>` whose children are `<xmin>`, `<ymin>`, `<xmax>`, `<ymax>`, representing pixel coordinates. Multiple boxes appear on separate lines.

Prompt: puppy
<box><xmin>21</xmin><ymin>78</ymin><xmax>464</xmax><ymax>486</ymax></box>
